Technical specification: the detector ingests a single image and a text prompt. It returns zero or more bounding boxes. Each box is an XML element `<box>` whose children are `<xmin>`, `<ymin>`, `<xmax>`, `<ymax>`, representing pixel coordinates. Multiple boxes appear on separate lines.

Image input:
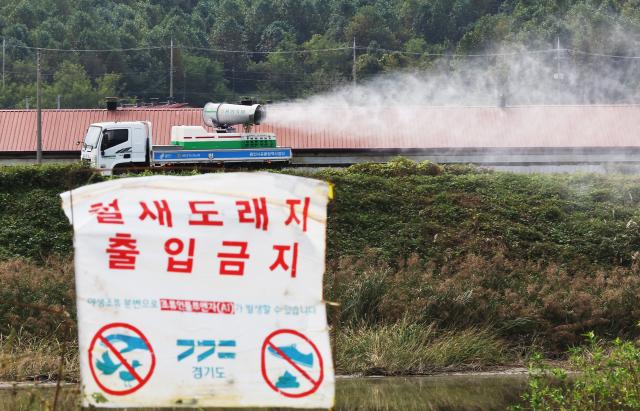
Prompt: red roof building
<box><xmin>2</xmin><ymin>105</ymin><xmax>640</xmax><ymax>153</ymax></box>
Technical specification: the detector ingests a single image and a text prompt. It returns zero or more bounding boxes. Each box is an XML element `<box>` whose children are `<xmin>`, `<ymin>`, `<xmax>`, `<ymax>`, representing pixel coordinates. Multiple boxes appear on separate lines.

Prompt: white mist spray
<box><xmin>264</xmin><ymin>44</ymin><xmax>640</xmax><ymax>148</ymax></box>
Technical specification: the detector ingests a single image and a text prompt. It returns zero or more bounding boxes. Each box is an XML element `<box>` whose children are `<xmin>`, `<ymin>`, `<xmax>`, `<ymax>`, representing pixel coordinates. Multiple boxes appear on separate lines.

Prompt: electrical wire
<box><xmin>232</xmin><ymin>78</ymin><xmax>337</xmax><ymax>86</ymax></box>
<box><xmin>357</xmin><ymin>47</ymin><xmax>560</xmax><ymax>57</ymax></box>
<box><xmin>567</xmin><ymin>49</ymin><xmax>640</xmax><ymax>59</ymax></box>
<box><xmin>7</xmin><ymin>42</ymin><xmax>640</xmax><ymax>60</ymax></box>
<box><xmin>7</xmin><ymin>45</ymin><xmax>164</xmax><ymax>52</ymax></box>
<box><xmin>180</xmin><ymin>46</ymin><xmax>350</xmax><ymax>54</ymax></box>
<box><xmin>6</xmin><ymin>44</ymin><xmax>349</xmax><ymax>54</ymax></box>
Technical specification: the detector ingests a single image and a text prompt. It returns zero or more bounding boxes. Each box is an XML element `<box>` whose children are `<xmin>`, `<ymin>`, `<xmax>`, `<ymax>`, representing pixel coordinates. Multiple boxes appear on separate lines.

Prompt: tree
<box><xmin>355</xmin><ymin>54</ymin><xmax>382</xmax><ymax>79</ymax></box>
<box><xmin>179</xmin><ymin>53</ymin><xmax>230</xmax><ymax>105</ymax></box>
<box><xmin>346</xmin><ymin>5</ymin><xmax>397</xmax><ymax>49</ymax></box>
<box><xmin>456</xmin><ymin>14</ymin><xmax>511</xmax><ymax>53</ymax></box>
<box><xmin>43</xmin><ymin>62</ymin><xmax>120</xmax><ymax>108</ymax></box>
<box><xmin>1</xmin><ymin>0</ymin><xmax>640</xmax><ymax>107</ymax></box>
<box><xmin>303</xmin><ymin>34</ymin><xmax>350</xmax><ymax>81</ymax></box>
<box><xmin>259</xmin><ymin>21</ymin><xmax>295</xmax><ymax>52</ymax></box>
<box><xmin>209</xmin><ymin>16</ymin><xmax>249</xmax><ymax>94</ymax></box>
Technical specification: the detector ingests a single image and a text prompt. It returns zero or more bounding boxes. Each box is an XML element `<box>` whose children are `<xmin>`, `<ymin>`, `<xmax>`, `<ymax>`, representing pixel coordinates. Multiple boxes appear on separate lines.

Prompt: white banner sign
<box><xmin>60</xmin><ymin>173</ymin><xmax>334</xmax><ymax>408</ymax></box>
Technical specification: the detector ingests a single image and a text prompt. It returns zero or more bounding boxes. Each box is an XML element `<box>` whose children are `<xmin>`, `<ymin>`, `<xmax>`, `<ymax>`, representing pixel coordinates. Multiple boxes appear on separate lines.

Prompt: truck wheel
<box><xmin>112</xmin><ymin>163</ymin><xmax>133</xmax><ymax>175</ymax></box>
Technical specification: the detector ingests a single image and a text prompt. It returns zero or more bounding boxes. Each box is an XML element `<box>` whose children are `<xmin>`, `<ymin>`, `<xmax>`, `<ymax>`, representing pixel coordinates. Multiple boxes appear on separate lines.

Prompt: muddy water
<box><xmin>337</xmin><ymin>374</ymin><xmax>528</xmax><ymax>410</ymax></box>
<box><xmin>0</xmin><ymin>374</ymin><xmax>528</xmax><ymax>410</ymax></box>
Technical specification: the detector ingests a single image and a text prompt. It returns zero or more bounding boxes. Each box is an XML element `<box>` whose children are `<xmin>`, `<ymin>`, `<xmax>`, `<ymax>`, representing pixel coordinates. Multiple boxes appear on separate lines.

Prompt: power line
<box><xmin>8</xmin><ymin>42</ymin><xmax>640</xmax><ymax>60</ymax></box>
<box><xmin>567</xmin><ymin>49</ymin><xmax>640</xmax><ymax>59</ymax></box>
<box><xmin>6</xmin><ymin>43</ymin><xmax>350</xmax><ymax>54</ymax></box>
<box><xmin>359</xmin><ymin>47</ymin><xmax>560</xmax><ymax>57</ymax></box>
<box><xmin>181</xmin><ymin>46</ymin><xmax>350</xmax><ymax>54</ymax></box>
<box><xmin>7</xmin><ymin>45</ymin><xmax>164</xmax><ymax>52</ymax></box>
<box><xmin>363</xmin><ymin>46</ymin><xmax>640</xmax><ymax>60</ymax></box>
<box><xmin>224</xmin><ymin>75</ymin><xmax>337</xmax><ymax>85</ymax></box>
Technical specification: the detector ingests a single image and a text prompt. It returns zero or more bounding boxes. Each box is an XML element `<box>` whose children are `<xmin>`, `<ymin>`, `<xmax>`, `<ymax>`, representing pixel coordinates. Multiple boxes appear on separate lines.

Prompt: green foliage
<box><xmin>5</xmin><ymin>162</ymin><xmax>640</xmax><ymax>381</ymax></box>
<box><xmin>4</xmin><ymin>161</ymin><xmax>640</xmax><ymax>354</ymax></box>
<box><xmin>2</xmin><ymin>0</ymin><xmax>640</xmax><ymax>103</ymax></box>
<box><xmin>179</xmin><ymin>53</ymin><xmax>228</xmax><ymax>106</ymax></box>
<box><xmin>315</xmin><ymin>163</ymin><xmax>640</xmax><ymax>269</ymax></box>
<box><xmin>336</xmin><ymin>319</ymin><xmax>508</xmax><ymax>375</ymax></box>
<box><xmin>327</xmin><ymin>252</ymin><xmax>640</xmax><ymax>351</ymax></box>
<box><xmin>42</xmin><ymin>62</ymin><xmax>118</xmax><ymax>108</ymax></box>
<box><xmin>0</xmin><ymin>258</ymin><xmax>76</xmax><ymax>340</ymax></box>
<box><xmin>0</xmin><ymin>164</ymin><xmax>102</xmax><ymax>260</ymax></box>
<box><xmin>514</xmin><ymin>333</ymin><xmax>640</xmax><ymax>410</ymax></box>
<box><xmin>0</xmin><ymin>163</ymin><xmax>100</xmax><ymax>192</ymax></box>
<box><xmin>346</xmin><ymin>157</ymin><xmax>443</xmax><ymax>177</ymax></box>
<box><xmin>0</xmin><ymin>61</ymin><xmax>121</xmax><ymax>109</ymax></box>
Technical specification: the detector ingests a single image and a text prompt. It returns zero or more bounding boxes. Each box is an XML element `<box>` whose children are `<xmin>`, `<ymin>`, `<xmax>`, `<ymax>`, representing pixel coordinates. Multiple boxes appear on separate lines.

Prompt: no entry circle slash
<box><xmin>88</xmin><ymin>322</ymin><xmax>156</xmax><ymax>396</ymax></box>
<box><xmin>261</xmin><ymin>329</ymin><xmax>324</xmax><ymax>398</ymax></box>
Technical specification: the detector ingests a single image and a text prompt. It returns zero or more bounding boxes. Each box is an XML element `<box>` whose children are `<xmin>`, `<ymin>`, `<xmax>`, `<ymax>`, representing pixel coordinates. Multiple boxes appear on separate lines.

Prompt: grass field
<box><xmin>3</xmin><ymin>160</ymin><xmax>640</xmax><ymax>379</ymax></box>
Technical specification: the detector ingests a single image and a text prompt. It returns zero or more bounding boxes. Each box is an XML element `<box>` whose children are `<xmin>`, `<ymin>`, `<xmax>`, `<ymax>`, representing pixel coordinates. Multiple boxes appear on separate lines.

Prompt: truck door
<box><xmin>99</xmin><ymin>128</ymin><xmax>131</xmax><ymax>170</ymax></box>
<box><xmin>130</xmin><ymin>123</ymin><xmax>148</xmax><ymax>164</ymax></box>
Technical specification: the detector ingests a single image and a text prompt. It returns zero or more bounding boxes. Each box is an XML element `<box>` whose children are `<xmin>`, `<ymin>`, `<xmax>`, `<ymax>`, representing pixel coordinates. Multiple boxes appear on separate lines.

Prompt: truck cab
<box><xmin>81</xmin><ymin>121</ymin><xmax>150</xmax><ymax>171</ymax></box>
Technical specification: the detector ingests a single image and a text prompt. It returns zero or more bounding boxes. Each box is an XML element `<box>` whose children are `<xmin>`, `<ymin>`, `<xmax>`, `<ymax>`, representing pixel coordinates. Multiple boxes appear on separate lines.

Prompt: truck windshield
<box><xmin>83</xmin><ymin>126</ymin><xmax>101</xmax><ymax>149</ymax></box>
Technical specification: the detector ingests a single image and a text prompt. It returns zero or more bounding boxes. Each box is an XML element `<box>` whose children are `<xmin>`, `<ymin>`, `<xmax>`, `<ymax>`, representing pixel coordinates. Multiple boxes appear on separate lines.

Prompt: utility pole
<box><xmin>554</xmin><ymin>36</ymin><xmax>563</xmax><ymax>81</ymax></box>
<box><xmin>169</xmin><ymin>37</ymin><xmax>174</xmax><ymax>101</ymax></box>
<box><xmin>57</xmin><ymin>95</ymin><xmax>61</xmax><ymax>110</ymax></box>
<box><xmin>2</xmin><ymin>37</ymin><xmax>5</xmax><ymax>89</ymax></box>
<box><xmin>352</xmin><ymin>37</ymin><xmax>357</xmax><ymax>87</ymax></box>
<box><xmin>36</xmin><ymin>49</ymin><xmax>42</xmax><ymax>164</ymax></box>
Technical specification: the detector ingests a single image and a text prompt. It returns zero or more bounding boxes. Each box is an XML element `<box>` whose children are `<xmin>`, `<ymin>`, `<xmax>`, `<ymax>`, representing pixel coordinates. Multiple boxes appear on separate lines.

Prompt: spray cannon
<box><xmin>202</xmin><ymin>102</ymin><xmax>266</xmax><ymax>129</ymax></box>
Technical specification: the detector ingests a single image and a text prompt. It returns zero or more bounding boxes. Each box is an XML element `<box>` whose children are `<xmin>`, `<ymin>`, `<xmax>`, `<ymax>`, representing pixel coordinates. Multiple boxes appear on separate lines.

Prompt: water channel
<box><xmin>0</xmin><ymin>374</ymin><xmax>529</xmax><ymax>410</ymax></box>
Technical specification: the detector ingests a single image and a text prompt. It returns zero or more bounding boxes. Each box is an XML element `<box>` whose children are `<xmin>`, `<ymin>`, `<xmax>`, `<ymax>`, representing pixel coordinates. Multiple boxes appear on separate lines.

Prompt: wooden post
<box><xmin>36</xmin><ymin>49</ymin><xmax>42</xmax><ymax>164</ymax></box>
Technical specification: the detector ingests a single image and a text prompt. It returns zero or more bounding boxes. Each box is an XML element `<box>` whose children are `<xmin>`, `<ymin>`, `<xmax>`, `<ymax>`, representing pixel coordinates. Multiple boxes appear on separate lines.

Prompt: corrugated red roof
<box><xmin>0</xmin><ymin>108</ymin><xmax>202</xmax><ymax>152</ymax></box>
<box><xmin>2</xmin><ymin>105</ymin><xmax>640</xmax><ymax>151</ymax></box>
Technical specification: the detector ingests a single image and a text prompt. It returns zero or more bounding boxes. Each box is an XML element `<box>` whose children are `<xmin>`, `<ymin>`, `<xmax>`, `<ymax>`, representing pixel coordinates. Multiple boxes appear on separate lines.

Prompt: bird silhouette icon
<box><xmin>119</xmin><ymin>360</ymin><xmax>142</xmax><ymax>387</ymax></box>
<box><xmin>95</xmin><ymin>351</ymin><xmax>121</xmax><ymax>375</ymax></box>
<box><xmin>104</xmin><ymin>334</ymin><xmax>149</xmax><ymax>354</ymax></box>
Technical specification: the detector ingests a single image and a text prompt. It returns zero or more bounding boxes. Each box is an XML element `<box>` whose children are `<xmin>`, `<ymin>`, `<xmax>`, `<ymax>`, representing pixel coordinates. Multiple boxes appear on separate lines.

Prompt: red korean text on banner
<box><xmin>106</xmin><ymin>233</ymin><xmax>140</xmax><ymax>270</ymax></box>
<box><xmin>139</xmin><ymin>200</ymin><xmax>173</xmax><ymax>227</ymax></box>
<box><xmin>188</xmin><ymin>201</ymin><xmax>223</xmax><ymax>226</ymax></box>
<box><xmin>165</xmin><ymin>238</ymin><xmax>196</xmax><ymax>273</ymax></box>
<box><xmin>61</xmin><ymin>174</ymin><xmax>335</xmax><ymax>408</ymax></box>
<box><xmin>217</xmin><ymin>241</ymin><xmax>250</xmax><ymax>276</ymax></box>
<box><xmin>89</xmin><ymin>199</ymin><xmax>124</xmax><ymax>224</ymax></box>
<box><xmin>236</xmin><ymin>197</ymin><xmax>269</xmax><ymax>230</ymax></box>
<box><xmin>270</xmin><ymin>243</ymin><xmax>299</xmax><ymax>278</ymax></box>
<box><xmin>285</xmin><ymin>197</ymin><xmax>310</xmax><ymax>232</ymax></box>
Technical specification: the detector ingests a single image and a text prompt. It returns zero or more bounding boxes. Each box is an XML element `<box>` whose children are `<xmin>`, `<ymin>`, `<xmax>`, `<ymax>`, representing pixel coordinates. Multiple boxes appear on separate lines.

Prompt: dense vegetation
<box><xmin>515</xmin><ymin>333</ymin><xmax>640</xmax><ymax>410</ymax></box>
<box><xmin>3</xmin><ymin>161</ymin><xmax>640</xmax><ymax>381</ymax></box>
<box><xmin>2</xmin><ymin>0</ymin><xmax>640</xmax><ymax>107</ymax></box>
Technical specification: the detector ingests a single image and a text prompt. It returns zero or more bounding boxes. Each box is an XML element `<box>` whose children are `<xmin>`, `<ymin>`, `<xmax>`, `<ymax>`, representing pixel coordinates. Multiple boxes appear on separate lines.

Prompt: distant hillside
<box><xmin>2</xmin><ymin>1</ymin><xmax>640</xmax><ymax>107</ymax></box>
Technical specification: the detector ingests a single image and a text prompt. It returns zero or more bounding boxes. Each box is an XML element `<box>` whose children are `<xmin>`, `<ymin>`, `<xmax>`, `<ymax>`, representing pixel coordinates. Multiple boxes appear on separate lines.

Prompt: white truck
<box><xmin>80</xmin><ymin>102</ymin><xmax>292</xmax><ymax>174</ymax></box>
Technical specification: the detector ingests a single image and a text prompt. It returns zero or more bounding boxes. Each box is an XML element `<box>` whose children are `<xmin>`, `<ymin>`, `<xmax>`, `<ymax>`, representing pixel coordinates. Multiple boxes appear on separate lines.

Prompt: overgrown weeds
<box><xmin>336</xmin><ymin>319</ymin><xmax>509</xmax><ymax>375</ymax></box>
<box><xmin>328</xmin><ymin>254</ymin><xmax>640</xmax><ymax>352</ymax></box>
<box><xmin>514</xmin><ymin>332</ymin><xmax>640</xmax><ymax>410</ymax></box>
<box><xmin>0</xmin><ymin>257</ymin><xmax>76</xmax><ymax>339</ymax></box>
<box><xmin>0</xmin><ymin>257</ymin><xmax>77</xmax><ymax>383</ymax></box>
<box><xmin>4</xmin><ymin>161</ymin><xmax>640</xmax><ymax>378</ymax></box>
<box><xmin>0</xmin><ymin>331</ymin><xmax>78</xmax><ymax>382</ymax></box>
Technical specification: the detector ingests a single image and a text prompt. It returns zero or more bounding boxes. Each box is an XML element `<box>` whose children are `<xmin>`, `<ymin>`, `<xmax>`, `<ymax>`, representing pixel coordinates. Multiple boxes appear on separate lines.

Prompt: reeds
<box><xmin>0</xmin><ymin>331</ymin><xmax>78</xmax><ymax>382</ymax></box>
<box><xmin>336</xmin><ymin>319</ymin><xmax>508</xmax><ymax>375</ymax></box>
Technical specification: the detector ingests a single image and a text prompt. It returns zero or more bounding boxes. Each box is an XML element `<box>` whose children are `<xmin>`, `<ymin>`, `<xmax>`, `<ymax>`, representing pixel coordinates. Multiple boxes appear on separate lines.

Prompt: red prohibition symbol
<box><xmin>261</xmin><ymin>329</ymin><xmax>324</xmax><ymax>398</ymax></box>
<box><xmin>88</xmin><ymin>322</ymin><xmax>156</xmax><ymax>396</ymax></box>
